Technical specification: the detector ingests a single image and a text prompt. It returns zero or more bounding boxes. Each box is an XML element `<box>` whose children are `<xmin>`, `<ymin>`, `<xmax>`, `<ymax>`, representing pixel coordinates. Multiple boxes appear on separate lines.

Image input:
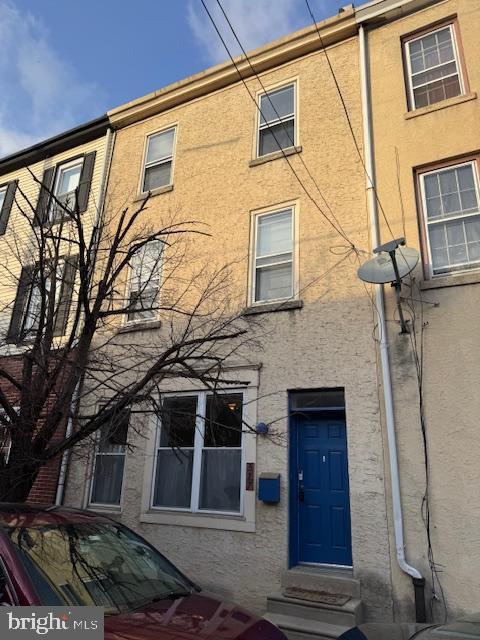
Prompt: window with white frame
<box><xmin>252</xmin><ymin>207</ymin><xmax>294</xmax><ymax>303</ymax></box>
<box><xmin>420</xmin><ymin>160</ymin><xmax>480</xmax><ymax>276</ymax></box>
<box><xmin>257</xmin><ymin>83</ymin><xmax>296</xmax><ymax>157</ymax></box>
<box><xmin>0</xmin><ymin>186</ymin><xmax>6</xmax><ymax>211</ymax></box>
<box><xmin>90</xmin><ymin>409</ymin><xmax>129</xmax><ymax>506</ymax></box>
<box><xmin>142</xmin><ymin>128</ymin><xmax>176</xmax><ymax>192</ymax></box>
<box><xmin>152</xmin><ymin>392</ymin><xmax>243</xmax><ymax>514</ymax></box>
<box><xmin>127</xmin><ymin>241</ymin><xmax>162</xmax><ymax>323</ymax></box>
<box><xmin>50</xmin><ymin>158</ymin><xmax>83</xmax><ymax>221</ymax></box>
<box><xmin>405</xmin><ymin>24</ymin><xmax>463</xmax><ymax>110</ymax></box>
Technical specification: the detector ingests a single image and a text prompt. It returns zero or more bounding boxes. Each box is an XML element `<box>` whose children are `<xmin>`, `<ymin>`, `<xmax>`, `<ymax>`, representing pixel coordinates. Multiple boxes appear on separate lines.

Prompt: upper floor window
<box><xmin>404</xmin><ymin>23</ymin><xmax>464</xmax><ymax>110</ymax></box>
<box><xmin>50</xmin><ymin>158</ymin><xmax>83</xmax><ymax>221</ymax></box>
<box><xmin>419</xmin><ymin>160</ymin><xmax>480</xmax><ymax>276</ymax></box>
<box><xmin>0</xmin><ymin>187</ymin><xmax>6</xmax><ymax>211</ymax></box>
<box><xmin>6</xmin><ymin>257</ymin><xmax>78</xmax><ymax>343</ymax></box>
<box><xmin>252</xmin><ymin>207</ymin><xmax>294</xmax><ymax>303</ymax></box>
<box><xmin>257</xmin><ymin>83</ymin><xmax>296</xmax><ymax>157</ymax></box>
<box><xmin>152</xmin><ymin>392</ymin><xmax>243</xmax><ymax>514</ymax></box>
<box><xmin>142</xmin><ymin>128</ymin><xmax>176</xmax><ymax>192</ymax></box>
<box><xmin>126</xmin><ymin>240</ymin><xmax>163</xmax><ymax>323</ymax></box>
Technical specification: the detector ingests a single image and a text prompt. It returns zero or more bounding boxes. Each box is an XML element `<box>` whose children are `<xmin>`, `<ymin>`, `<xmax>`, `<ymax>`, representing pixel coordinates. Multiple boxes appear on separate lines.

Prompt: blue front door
<box><xmin>292</xmin><ymin>411</ymin><xmax>352</xmax><ymax>566</ymax></box>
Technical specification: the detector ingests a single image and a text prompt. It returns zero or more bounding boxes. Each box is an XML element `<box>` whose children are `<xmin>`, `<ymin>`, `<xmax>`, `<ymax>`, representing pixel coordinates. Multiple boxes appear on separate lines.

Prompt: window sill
<box><xmin>420</xmin><ymin>270</ymin><xmax>480</xmax><ymax>290</ymax></box>
<box><xmin>243</xmin><ymin>299</ymin><xmax>303</xmax><ymax>316</ymax></box>
<box><xmin>140</xmin><ymin>510</ymin><xmax>255</xmax><ymax>532</ymax></box>
<box><xmin>117</xmin><ymin>319</ymin><xmax>162</xmax><ymax>334</ymax></box>
<box><xmin>249</xmin><ymin>146</ymin><xmax>302</xmax><ymax>167</ymax></box>
<box><xmin>404</xmin><ymin>92</ymin><xmax>477</xmax><ymax>120</ymax></box>
<box><xmin>133</xmin><ymin>184</ymin><xmax>173</xmax><ymax>202</ymax></box>
<box><xmin>87</xmin><ymin>504</ymin><xmax>122</xmax><ymax>514</ymax></box>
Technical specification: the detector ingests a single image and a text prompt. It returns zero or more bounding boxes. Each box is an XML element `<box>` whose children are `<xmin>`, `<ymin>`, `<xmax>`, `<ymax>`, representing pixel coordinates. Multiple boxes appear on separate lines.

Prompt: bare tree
<box><xmin>0</xmin><ymin>173</ymin><xmax>260</xmax><ymax>502</ymax></box>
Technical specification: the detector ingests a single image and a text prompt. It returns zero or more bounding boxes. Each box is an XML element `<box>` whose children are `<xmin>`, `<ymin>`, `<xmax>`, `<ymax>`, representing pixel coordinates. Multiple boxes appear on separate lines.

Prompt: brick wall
<box><xmin>0</xmin><ymin>355</ymin><xmax>67</xmax><ymax>504</ymax></box>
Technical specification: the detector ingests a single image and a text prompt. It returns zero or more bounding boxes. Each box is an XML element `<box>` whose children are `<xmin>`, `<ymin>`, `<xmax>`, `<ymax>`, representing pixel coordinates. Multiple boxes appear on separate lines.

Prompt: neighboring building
<box><xmin>0</xmin><ymin>117</ymin><xmax>110</xmax><ymax>504</ymax></box>
<box><xmin>358</xmin><ymin>0</ymin><xmax>480</xmax><ymax>622</ymax></box>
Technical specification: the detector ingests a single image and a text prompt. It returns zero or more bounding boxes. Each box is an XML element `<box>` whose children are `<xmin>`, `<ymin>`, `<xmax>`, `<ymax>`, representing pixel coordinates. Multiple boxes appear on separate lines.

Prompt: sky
<box><xmin>0</xmin><ymin>0</ymin><xmax>342</xmax><ymax>158</ymax></box>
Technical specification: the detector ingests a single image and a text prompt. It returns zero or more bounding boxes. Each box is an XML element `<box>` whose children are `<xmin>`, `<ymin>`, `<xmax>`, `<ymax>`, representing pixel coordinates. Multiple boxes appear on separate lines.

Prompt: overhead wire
<box><xmin>199</xmin><ymin>0</ymin><xmax>358</xmax><ymax>251</ymax></box>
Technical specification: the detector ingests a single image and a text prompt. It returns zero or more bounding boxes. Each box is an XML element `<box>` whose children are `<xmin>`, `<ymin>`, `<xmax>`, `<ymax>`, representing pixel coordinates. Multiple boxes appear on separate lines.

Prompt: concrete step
<box><xmin>281</xmin><ymin>567</ymin><xmax>361</xmax><ymax>599</ymax></box>
<box><xmin>267</xmin><ymin>592</ymin><xmax>362</xmax><ymax>627</ymax></box>
<box><xmin>264</xmin><ymin>612</ymin><xmax>351</xmax><ymax>640</ymax></box>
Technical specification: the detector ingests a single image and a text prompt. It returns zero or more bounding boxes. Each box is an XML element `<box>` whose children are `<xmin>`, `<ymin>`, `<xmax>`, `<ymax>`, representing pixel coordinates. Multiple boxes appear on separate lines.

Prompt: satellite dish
<box><xmin>357</xmin><ymin>239</ymin><xmax>420</xmax><ymax>334</ymax></box>
<box><xmin>358</xmin><ymin>246</ymin><xmax>419</xmax><ymax>284</ymax></box>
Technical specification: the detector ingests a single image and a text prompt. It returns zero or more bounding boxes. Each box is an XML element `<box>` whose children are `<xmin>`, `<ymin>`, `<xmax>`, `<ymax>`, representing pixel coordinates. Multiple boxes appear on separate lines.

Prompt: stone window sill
<box><xmin>87</xmin><ymin>504</ymin><xmax>122</xmax><ymax>515</ymax></box>
<box><xmin>140</xmin><ymin>510</ymin><xmax>255</xmax><ymax>533</ymax></box>
<box><xmin>117</xmin><ymin>319</ymin><xmax>162</xmax><ymax>334</ymax></box>
<box><xmin>404</xmin><ymin>92</ymin><xmax>477</xmax><ymax>120</ymax></box>
<box><xmin>133</xmin><ymin>184</ymin><xmax>173</xmax><ymax>202</ymax></box>
<box><xmin>249</xmin><ymin>146</ymin><xmax>302</xmax><ymax>167</ymax></box>
<box><xmin>420</xmin><ymin>270</ymin><xmax>480</xmax><ymax>290</ymax></box>
<box><xmin>243</xmin><ymin>299</ymin><xmax>303</xmax><ymax>316</ymax></box>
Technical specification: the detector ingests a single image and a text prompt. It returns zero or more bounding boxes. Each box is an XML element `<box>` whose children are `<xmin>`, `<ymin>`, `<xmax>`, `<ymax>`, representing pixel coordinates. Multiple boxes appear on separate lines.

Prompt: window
<box><xmin>90</xmin><ymin>409</ymin><xmax>129</xmax><ymax>506</ymax></box>
<box><xmin>405</xmin><ymin>24</ymin><xmax>463</xmax><ymax>110</ymax></box>
<box><xmin>7</xmin><ymin>257</ymin><xmax>78</xmax><ymax>343</ymax></box>
<box><xmin>127</xmin><ymin>241</ymin><xmax>162</xmax><ymax>323</ymax></box>
<box><xmin>419</xmin><ymin>160</ymin><xmax>480</xmax><ymax>276</ymax></box>
<box><xmin>50</xmin><ymin>158</ymin><xmax>83</xmax><ymax>221</ymax></box>
<box><xmin>252</xmin><ymin>207</ymin><xmax>294</xmax><ymax>303</ymax></box>
<box><xmin>0</xmin><ymin>187</ymin><xmax>6</xmax><ymax>211</ymax></box>
<box><xmin>142</xmin><ymin>128</ymin><xmax>176</xmax><ymax>192</ymax></box>
<box><xmin>152</xmin><ymin>392</ymin><xmax>243</xmax><ymax>514</ymax></box>
<box><xmin>257</xmin><ymin>83</ymin><xmax>296</xmax><ymax>157</ymax></box>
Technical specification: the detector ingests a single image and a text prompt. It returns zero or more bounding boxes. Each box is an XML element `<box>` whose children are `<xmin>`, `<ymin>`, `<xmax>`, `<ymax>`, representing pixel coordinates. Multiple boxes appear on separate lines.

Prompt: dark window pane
<box><xmin>160</xmin><ymin>396</ymin><xmax>197</xmax><ymax>447</ymax></box>
<box><xmin>99</xmin><ymin>409</ymin><xmax>129</xmax><ymax>452</ymax></box>
<box><xmin>205</xmin><ymin>394</ymin><xmax>242</xmax><ymax>447</ymax></box>
<box><xmin>260</xmin><ymin>85</ymin><xmax>294</xmax><ymax>123</ymax></box>
<box><xmin>153</xmin><ymin>449</ymin><xmax>193</xmax><ymax>508</ymax></box>
<box><xmin>199</xmin><ymin>449</ymin><xmax>241</xmax><ymax>512</ymax></box>
<box><xmin>91</xmin><ymin>455</ymin><xmax>125</xmax><ymax>504</ymax></box>
<box><xmin>290</xmin><ymin>389</ymin><xmax>345</xmax><ymax>410</ymax></box>
<box><xmin>259</xmin><ymin>121</ymin><xmax>294</xmax><ymax>156</ymax></box>
<box><xmin>143</xmin><ymin>161</ymin><xmax>172</xmax><ymax>191</ymax></box>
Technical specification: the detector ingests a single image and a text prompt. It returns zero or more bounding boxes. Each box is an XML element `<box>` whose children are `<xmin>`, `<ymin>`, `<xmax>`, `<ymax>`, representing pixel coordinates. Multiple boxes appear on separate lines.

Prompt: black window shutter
<box><xmin>0</xmin><ymin>181</ymin><xmax>18</xmax><ymax>236</ymax></box>
<box><xmin>53</xmin><ymin>256</ymin><xmax>78</xmax><ymax>337</ymax></box>
<box><xmin>34</xmin><ymin>167</ymin><xmax>55</xmax><ymax>226</ymax></box>
<box><xmin>77</xmin><ymin>152</ymin><xmax>96</xmax><ymax>213</ymax></box>
<box><xmin>6</xmin><ymin>266</ymin><xmax>34</xmax><ymax>344</ymax></box>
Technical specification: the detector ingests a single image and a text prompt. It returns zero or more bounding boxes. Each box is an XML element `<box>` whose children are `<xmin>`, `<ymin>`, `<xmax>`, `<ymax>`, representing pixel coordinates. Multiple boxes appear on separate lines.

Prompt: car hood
<box><xmin>104</xmin><ymin>591</ymin><xmax>285</xmax><ymax>640</ymax></box>
<box><xmin>349</xmin><ymin>615</ymin><xmax>480</xmax><ymax>640</ymax></box>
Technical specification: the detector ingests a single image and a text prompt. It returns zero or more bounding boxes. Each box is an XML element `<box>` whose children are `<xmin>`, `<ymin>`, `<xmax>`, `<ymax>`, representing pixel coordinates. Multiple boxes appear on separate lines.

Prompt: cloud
<box><xmin>0</xmin><ymin>1</ymin><xmax>106</xmax><ymax>158</ymax></box>
<box><xmin>187</xmin><ymin>0</ymin><xmax>336</xmax><ymax>66</ymax></box>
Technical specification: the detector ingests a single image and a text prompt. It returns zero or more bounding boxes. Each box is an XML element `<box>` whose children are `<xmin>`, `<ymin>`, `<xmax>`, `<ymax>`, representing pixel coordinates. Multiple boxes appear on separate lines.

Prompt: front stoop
<box><xmin>264</xmin><ymin>567</ymin><xmax>363</xmax><ymax>640</ymax></box>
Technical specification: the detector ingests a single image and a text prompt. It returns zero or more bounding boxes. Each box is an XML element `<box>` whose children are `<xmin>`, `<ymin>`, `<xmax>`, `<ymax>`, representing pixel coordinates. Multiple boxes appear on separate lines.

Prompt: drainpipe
<box><xmin>358</xmin><ymin>24</ymin><xmax>426</xmax><ymax>622</ymax></box>
<box><xmin>55</xmin><ymin>127</ymin><xmax>116</xmax><ymax>506</ymax></box>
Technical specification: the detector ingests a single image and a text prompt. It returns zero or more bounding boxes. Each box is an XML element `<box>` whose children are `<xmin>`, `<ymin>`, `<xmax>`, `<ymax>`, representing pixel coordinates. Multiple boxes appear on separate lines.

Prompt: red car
<box><xmin>0</xmin><ymin>504</ymin><xmax>286</xmax><ymax>640</ymax></box>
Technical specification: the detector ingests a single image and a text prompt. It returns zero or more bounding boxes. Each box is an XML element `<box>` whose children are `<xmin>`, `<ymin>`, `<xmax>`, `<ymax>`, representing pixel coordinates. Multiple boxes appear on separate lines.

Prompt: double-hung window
<box><xmin>257</xmin><ymin>83</ymin><xmax>296</xmax><ymax>157</ymax></box>
<box><xmin>252</xmin><ymin>207</ymin><xmax>294</xmax><ymax>303</ymax></box>
<box><xmin>152</xmin><ymin>392</ymin><xmax>244</xmax><ymax>514</ymax></box>
<box><xmin>419</xmin><ymin>160</ymin><xmax>480</xmax><ymax>276</ymax></box>
<box><xmin>142</xmin><ymin>128</ymin><xmax>176</xmax><ymax>192</ymax></box>
<box><xmin>127</xmin><ymin>240</ymin><xmax>162</xmax><ymax>323</ymax></box>
<box><xmin>404</xmin><ymin>24</ymin><xmax>464</xmax><ymax>110</ymax></box>
<box><xmin>49</xmin><ymin>158</ymin><xmax>83</xmax><ymax>221</ymax></box>
<box><xmin>90</xmin><ymin>409</ymin><xmax>129</xmax><ymax>506</ymax></box>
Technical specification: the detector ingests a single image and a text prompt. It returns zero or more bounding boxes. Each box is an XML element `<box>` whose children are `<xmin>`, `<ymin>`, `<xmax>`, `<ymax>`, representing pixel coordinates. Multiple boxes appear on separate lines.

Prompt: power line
<box><xmin>303</xmin><ymin>0</ymin><xmax>398</xmax><ymax>244</ymax></box>
<box><xmin>199</xmin><ymin>0</ymin><xmax>357</xmax><ymax>250</ymax></box>
<box><xmin>212</xmin><ymin>0</ymin><xmax>350</xmax><ymax>242</ymax></box>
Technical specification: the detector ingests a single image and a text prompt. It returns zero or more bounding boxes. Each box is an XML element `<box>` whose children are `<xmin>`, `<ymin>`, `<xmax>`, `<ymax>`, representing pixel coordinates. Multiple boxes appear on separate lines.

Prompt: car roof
<box><xmin>0</xmin><ymin>503</ymin><xmax>114</xmax><ymax>528</ymax></box>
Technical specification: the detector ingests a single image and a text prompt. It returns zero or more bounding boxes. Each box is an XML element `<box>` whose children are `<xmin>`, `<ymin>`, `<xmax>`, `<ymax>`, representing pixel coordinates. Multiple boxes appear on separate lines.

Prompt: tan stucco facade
<box><xmin>365</xmin><ymin>0</ymin><xmax>480</xmax><ymax>622</ymax></box>
<box><xmin>60</xmin><ymin>0</ymin><xmax>480</xmax><ymax>626</ymax></box>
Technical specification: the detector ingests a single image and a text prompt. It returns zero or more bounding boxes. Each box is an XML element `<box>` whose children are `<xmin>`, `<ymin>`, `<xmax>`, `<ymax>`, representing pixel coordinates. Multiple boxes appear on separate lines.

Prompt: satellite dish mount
<box><xmin>357</xmin><ymin>237</ymin><xmax>419</xmax><ymax>335</ymax></box>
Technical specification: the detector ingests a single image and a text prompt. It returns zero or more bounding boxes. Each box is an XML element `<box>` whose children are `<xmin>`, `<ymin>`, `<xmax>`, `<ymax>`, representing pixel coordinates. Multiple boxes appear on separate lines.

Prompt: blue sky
<box><xmin>0</xmin><ymin>0</ymin><xmax>342</xmax><ymax>157</ymax></box>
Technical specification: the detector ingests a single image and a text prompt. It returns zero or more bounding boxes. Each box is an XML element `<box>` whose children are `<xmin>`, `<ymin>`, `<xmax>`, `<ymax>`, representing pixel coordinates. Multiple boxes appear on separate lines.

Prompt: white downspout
<box><xmin>55</xmin><ymin>126</ymin><xmax>116</xmax><ymax>506</ymax></box>
<box><xmin>359</xmin><ymin>24</ymin><xmax>423</xmax><ymax>582</ymax></box>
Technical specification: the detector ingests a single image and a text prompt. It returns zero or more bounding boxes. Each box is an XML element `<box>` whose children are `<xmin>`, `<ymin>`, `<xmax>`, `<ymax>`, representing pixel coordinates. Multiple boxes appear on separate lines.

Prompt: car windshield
<box><xmin>9</xmin><ymin>521</ymin><xmax>191</xmax><ymax>615</ymax></box>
